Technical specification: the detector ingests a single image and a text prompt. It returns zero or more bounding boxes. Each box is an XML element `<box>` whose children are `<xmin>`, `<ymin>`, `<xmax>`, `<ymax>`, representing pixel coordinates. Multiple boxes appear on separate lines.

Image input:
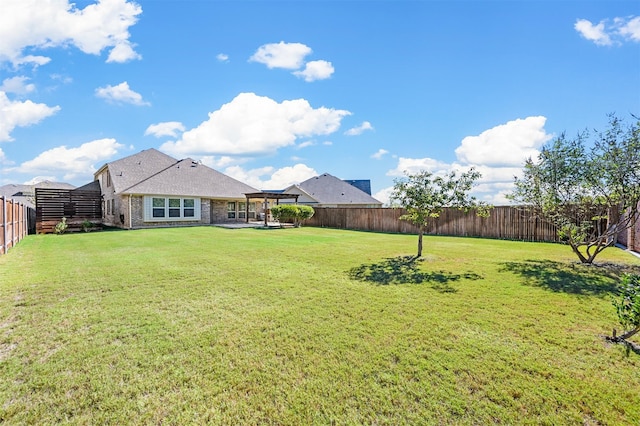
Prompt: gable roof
<box><xmin>97</xmin><ymin>148</ymin><xmax>176</xmax><ymax>194</ymax></box>
<box><xmin>96</xmin><ymin>149</ymin><xmax>259</xmax><ymax>198</ymax></box>
<box><xmin>286</xmin><ymin>173</ymin><xmax>382</xmax><ymax>205</ymax></box>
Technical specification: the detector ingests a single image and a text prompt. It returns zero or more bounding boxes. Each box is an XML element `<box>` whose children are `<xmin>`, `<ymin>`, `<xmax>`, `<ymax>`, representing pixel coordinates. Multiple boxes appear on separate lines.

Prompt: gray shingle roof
<box><xmin>102</xmin><ymin>149</ymin><xmax>259</xmax><ymax>198</ymax></box>
<box><xmin>291</xmin><ymin>173</ymin><xmax>382</xmax><ymax>205</ymax></box>
<box><xmin>103</xmin><ymin>148</ymin><xmax>176</xmax><ymax>194</ymax></box>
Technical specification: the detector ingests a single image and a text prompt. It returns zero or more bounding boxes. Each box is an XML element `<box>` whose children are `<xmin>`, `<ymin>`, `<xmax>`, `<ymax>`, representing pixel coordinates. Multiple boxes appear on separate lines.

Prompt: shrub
<box><xmin>270</xmin><ymin>204</ymin><xmax>315</xmax><ymax>227</ymax></box>
<box><xmin>612</xmin><ymin>274</ymin><xmax>640</xmax><ymax>338</ymax></box>
<box><xmin>54</xmin><ymin>217</ymin><xmax>68</xmax><ymax>235</ymax></box>
<box><xmin>81</xmin><ymin>220</ymin><xmax>94</xmax><ymax>232</ymax></box>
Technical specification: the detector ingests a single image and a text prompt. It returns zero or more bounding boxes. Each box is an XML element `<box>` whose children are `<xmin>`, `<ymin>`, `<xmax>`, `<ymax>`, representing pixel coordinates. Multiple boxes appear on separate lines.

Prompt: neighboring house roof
<box><xmin>284</xmin><ymin>173</ymin><xmax>382</xmax><ymax>206</ymax></box>
<box><xmin>96</xmin><ymin>148</ymin><xmax>259</xmax><ymax>199</ymax></box>
<box><xmin>0</xmin><ymin>181</ymin><xmax>76</xmax><ymax>208</ymax></box>
<box><xmin>343</xmin><ymin>179</ymin><xmax>372</xmax><ymax>195</ymax></box>
<box><xmin>74</xmin><ymin>181</ymin><xmax>101</xmax><ymax>192</ymax></box>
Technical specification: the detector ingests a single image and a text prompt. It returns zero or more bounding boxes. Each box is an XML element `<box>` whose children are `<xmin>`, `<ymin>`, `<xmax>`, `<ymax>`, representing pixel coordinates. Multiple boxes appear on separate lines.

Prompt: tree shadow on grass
<box><xmin>348</xmin><ymin>255</ymin><xmax>482</xmax><ymax>293</ymax></box>
<box><xmin>500</xmin><ymin>260</ymin><xmax>639</xmax><ymax>296</ymax></box>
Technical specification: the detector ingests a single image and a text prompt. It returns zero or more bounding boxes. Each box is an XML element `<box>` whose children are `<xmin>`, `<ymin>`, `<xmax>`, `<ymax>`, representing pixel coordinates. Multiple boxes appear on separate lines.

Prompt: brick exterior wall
<box><xmin>96</xmin><ymin>166</ymin><xmax>257</xmax><ymax>229</ymax></box>
<box><xmin>125</xmin><ymin>196</ymin><xmax>212</xmax><ymax>229</ymax></box>
<box><xmin>107</xmin><ymin>197</ymin><xmax>250</xmax><ymax>229</ymax></box>
<box><xmin>628</xmin><ymin>209</ymin><xmax>640</xmax><ymax>253</ymax></box>
<box><xmin>616</xmin><ymin>203</ymin><xmax>640</xmax><ymax>253</ymax></box>
<box><xmin>211</xmin><ymin>200</ymin><xmax>230</xmax><ymax>223</ymax></box>
<box><xmin>98</xmin><ymin>169</ymin><xmax>119</xmax><ymax>227</ymax></box>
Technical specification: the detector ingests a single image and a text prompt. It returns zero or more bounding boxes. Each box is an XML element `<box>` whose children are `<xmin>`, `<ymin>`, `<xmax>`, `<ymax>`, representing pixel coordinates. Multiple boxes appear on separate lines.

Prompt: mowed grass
<box><xmin>1</xmin><ymin>227</ymin><xmax>640</xmax><ymax>425</ymax></box>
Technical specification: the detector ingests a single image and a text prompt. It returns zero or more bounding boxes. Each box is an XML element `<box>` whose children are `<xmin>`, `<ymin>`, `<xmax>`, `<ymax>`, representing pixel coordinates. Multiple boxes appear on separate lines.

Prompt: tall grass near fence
<box><xmin>1</xmin><ymin>227</ymin><xmax>640</xmax><ymax>424</ymax></box>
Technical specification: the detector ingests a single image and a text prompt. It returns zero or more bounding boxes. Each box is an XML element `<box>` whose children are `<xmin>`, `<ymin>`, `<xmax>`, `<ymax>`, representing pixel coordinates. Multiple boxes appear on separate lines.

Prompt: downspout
<box><xmin>129</xmin><ymin>194</ymin><xmax>132</xmax><ymax>229</ymax></box>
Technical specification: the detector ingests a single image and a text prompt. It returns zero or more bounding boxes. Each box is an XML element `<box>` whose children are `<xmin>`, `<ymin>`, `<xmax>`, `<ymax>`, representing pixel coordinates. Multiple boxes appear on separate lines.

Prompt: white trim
<box><xmin>143</xmin><ymin>196</ymin><xmax>201</xmax><ymax>222</ymax></box>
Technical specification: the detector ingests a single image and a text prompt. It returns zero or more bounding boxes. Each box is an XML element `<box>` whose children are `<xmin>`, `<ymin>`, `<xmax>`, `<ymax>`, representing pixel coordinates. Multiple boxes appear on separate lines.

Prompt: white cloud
<box><xmin>145</xmin><ymin>122</ymin><xmax>186</xmax><ymax>138</ymax></box>
<box><xmin>249</xmin><ymin>41</ymin><xmax>312</xmax><ymax>69</ymax></box>
<box><xmin>371</xmin><ymin>149</ymin><xmax>389</xmax><ymax>160</ymax></box>
<box><xmin>454</xmin><ymin>116</ymin><xmax>551</xmax><ymax>167</ymax></box>
<box><xmin>618</xmin><ymin>16</ymin><xmax>640</xmax><ymax>41</ymax></box>
<box><xmin>50</xmin><ymin>74</ymin><xmax>73</xmax><ymax>85</ymax></box>
<box><xmin>23</xmin><ymin>176</ymin><xmax>57</xmax><ymax>185</ymax></box>
<box><xmin>261</xmin><ymin>164</ymin><xmax>318</xmax><ymax>189</ymax></box>
<box><xmin>217</xmin><ymin>53</ymin><xmax>229</xmax><ymax>62</ymax></box>
<box><xmin>15</xmin><ymin>138</ymin><xmax>124</xmax><ymax>181</ymax></box>
<box><xmin>385</xmin><ymin>159</ymin><xmax>523</xmax><ymax>206</ymax></box>
<box><xmin>373</xmin><ymin>186</ymin><xmax>394</xmax><ymax>207</ymax></box>
<box><xmin>1</xmin><ymin>77</ymin><xmax>36</xmax><ymax>95</ymax></box>
<box><xmin>0</xmin><ymin>91</ymin><xmax>60</xmax><ymax>142</ymax></box>
<box><xmin>0</xmin><ymin>0</ymin><xmax>142</xmax><ymax>66</ymax></box>
<box><xmin>468</xmin><ymin>164</ymin><xmax>525</xmax><ymax>184</ymax></box>
<box><xmin>297</xmin><ymin>141</ymin><xmax>315</xmax><ymax>149</ymax></box>
<box><xmin>199</xmin><ymin>155</ymin><xmax>243</xmax><ymax>169</ymax></box>
<box><xmin>386</xmin><ymin>156</ymin><xmax>452</xmax><ymax>177</ymax></box>
<box><xmin>575</xmin><ymin>16</ymin><xmax>640</xmax><ymax>46</ymax></box>
<box><xmin>95</xmin><ymin>82</ymin><xmax>150</xmax><ymax>106</ymax></box>
<box><xmin>161</xmin><ymin>92</ymin><xmax>351</xmax><ymax>157</ymax></box>
<box><xmin>575</xmin><ymin>19</ymin><xmax>612</xmax><ymax>45</ymax></box>
<box><xmin>293</xmin><ymin>60</ymin><xmax>334</xmax><ymax>82</ymax></box>
<box><xmin>225</xmin><ymin>163</ymin><xmax>317</xmax><ymax>190</ymax></box>
<box><xmin>345</xmin><ymin>121</ymin><xmax>374</xmax><ymax>136</ymax></box>
<box><xmin>107</xmin><ymin>41</ymin><xmax>141</xmax><ymax>63</ymax></box>
<box><xmin>385</xmin><ymin>116</ymin><xmax>552</xmax><ymax>205</ymax></box>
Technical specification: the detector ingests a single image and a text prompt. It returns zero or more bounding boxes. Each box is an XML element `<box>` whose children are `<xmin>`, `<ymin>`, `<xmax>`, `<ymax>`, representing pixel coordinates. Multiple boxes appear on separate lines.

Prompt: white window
<box><xmin>227</xmin><ymin>202</ymin><xmax>236</xmax><ymax>219</ymax></box>
<box><xmin>144</xmin><ymin>196</ymin><xmax>201</xmax><ymax>221</ymax></box>
<box><xmin>238</xmin><ymin>202</ymin><xmax>246</xmax><ymax>219</ymax></box>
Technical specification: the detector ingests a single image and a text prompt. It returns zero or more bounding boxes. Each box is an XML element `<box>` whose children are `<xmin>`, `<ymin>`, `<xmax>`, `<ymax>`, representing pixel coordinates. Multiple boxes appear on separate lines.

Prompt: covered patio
<box><xmin>244</xmin><ymin>192</ymin><xmax>300</xmax><ymax>227</ymax></box>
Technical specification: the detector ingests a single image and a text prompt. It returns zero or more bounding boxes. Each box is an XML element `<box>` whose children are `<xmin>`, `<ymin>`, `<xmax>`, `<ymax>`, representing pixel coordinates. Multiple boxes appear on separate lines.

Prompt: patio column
<box><xmin>264</xmin><ymin>196</ymin><xmax>268</xmax><ymax>226</ymax></box>
<box><xmin>245</xmin><ymin>195</ymin><xmax>250</xmax><ymax>223</ymax></box>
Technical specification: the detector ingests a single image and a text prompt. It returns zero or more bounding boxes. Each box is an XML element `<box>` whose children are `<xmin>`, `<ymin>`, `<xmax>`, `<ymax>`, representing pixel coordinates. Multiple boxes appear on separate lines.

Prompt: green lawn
<box><xmin>1</xmin><ymin>226</ymin><xmax>639</xmax><ymax>425</ymax></box>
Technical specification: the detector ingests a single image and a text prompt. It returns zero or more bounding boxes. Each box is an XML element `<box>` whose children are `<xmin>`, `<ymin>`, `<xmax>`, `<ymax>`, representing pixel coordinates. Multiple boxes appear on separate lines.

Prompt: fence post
<box><xmin>2</xmin><ymin>196</ymin><xmax>6</xmax><ymax>255</ymax></box>
<box><xmin>12</xmin><ymin>198</ymin><xmax>16</xmax><ymax>248</ymax></box>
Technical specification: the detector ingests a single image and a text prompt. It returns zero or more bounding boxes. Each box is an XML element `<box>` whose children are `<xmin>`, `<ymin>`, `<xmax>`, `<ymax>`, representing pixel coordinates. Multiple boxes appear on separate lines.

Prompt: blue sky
<box><xmin>0</xmin><ymin>0</ymin><xmax>638</xmax><ymax>204</ymax></box>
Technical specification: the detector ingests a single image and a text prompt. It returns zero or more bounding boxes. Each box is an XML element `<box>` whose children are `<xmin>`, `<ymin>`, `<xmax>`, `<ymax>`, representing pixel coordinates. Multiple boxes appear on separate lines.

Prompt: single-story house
<box><xmin>281</xmin><ymin>173</ymin><xmax>382</xmax><ymax>208</ymax></box>
<box><xmin>94</xmin><ymin>148</ymin><xmax>261</xmax><ymax>229</ymax></box>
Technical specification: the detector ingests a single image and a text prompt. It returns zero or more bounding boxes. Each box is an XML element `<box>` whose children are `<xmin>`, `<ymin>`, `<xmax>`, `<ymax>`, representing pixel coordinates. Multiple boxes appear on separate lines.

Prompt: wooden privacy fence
<box><xmin>1</xmin><ymin>196</ymin><xmax>29</xmax><ymax>255</ymax></box>
<box><xmin>306</xmin><ymin>206</ymin><xmax>561</xmax><ymax>242</ymax></box>
<box><xmin>36</xmin><ymin>188</ymin><xmax>102</xmax><ymax>234</ymax></box>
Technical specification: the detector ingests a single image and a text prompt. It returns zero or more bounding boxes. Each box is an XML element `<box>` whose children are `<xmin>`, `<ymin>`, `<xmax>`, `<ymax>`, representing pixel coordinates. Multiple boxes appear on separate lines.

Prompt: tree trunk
<box><xmin>569</xmin><ymin>242</ymin><xmax>589</xmax><ymax>263</ymax></box>
<box><xmin>417</xmin><ymin>226</ymin><xmax>424</xmax><ymax>257</ymax></box>
<box><xmin>618</xmin><ymin>326</ymin><xmax>640</xmax><ymax>341</ymax></box>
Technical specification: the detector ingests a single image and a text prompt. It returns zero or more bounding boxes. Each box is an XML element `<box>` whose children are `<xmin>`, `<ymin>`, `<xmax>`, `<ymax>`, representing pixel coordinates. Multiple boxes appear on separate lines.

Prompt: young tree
<box><xmin>390</xmin><ymin>168</ymin><xmax>491</xmax><ymax>257</ymax></box>
<box><xmin>270</xmin><ymin>204</ymin><xmax>314</xmax><ymax>227</ymax></box>
<box><xmin>509</xmin><ymin>115</ymin><xmax>640</xmax><ymax>264</ymax></box>
<box><xmin>608</xmin><ymin>274</ymin><xmax>640</xmax><ymax>353</ymax></box>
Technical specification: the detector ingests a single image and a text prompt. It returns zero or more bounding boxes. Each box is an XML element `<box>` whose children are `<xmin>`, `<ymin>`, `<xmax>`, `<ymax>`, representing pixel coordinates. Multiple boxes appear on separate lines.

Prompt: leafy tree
<box><xmin>390</xmin><ymin>168</ymin><xmax>491</xmax><ymax>257</ymax></box>
<box><xmin>509</xmin><ymin>114</ymin><xmax>640</xmax><ymax>264</ymax></box>
<box><xmin>270</xmin><ymin>204</ymin><xmax>314</xmax><ymax>227</ymax></box>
